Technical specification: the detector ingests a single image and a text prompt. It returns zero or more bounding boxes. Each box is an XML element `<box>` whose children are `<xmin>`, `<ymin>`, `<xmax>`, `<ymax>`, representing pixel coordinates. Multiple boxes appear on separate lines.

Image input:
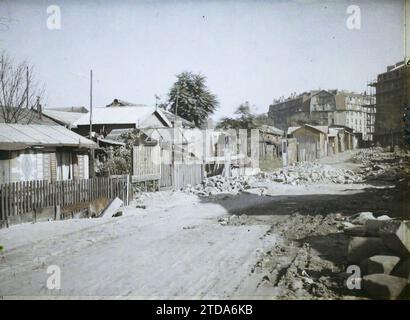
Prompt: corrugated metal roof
<box><xmin>42</xmin><ymin>109</ymin><xmax>85</xmax><ymax>127</ymax></box>
<box><xmin>0</xmin><ymin>106</ymin><xmax>60</xmax><ymax>125</ymax></box>
<box><xmin>0</xmin><ymin>124</ymin><xmax>97</xmax><ymax>150</ymax></box>
<box><xmin>73</xmin><ymin>106</ymin><xmax>158</xmax><ymax>126</ymax></box>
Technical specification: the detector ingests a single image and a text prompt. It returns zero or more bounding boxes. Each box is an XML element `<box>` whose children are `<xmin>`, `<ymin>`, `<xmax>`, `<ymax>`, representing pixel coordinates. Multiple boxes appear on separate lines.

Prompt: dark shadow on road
<box><xmin>199</xmin><ymin>179</ymin><xmax>410</xmax><ymax>220</ymax></box>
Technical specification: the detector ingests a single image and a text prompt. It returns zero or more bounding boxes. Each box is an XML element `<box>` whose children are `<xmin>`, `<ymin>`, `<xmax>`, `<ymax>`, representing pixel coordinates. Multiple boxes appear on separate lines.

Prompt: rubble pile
<box><xmin>343</xmin><ymin>213</ymin><xmax>410</xmax><ymax>299</ymax></box>
<box><xmin>352</xmin><ymin>147</ymin><xmax>409</xmax><ymax>182</ymax></box>
<box><xmin>184</xmin><ymin>148</ymin><xmax>408</xmax><ymax>197</ymax></box>
<box><xmin>256</xmin><ymin>162</ymin><xmax>362</xmax><ymax>185</ymax></box>
<box><xmin>184</xmin><ymin>162</ymin><xmax>364</xmax><ymax>197</ymax></box>
<box><xmin>184</xmin><ymin>175</ymin><xmax>251</xmax><ymax>196</ymax></box>
<box><xmin>350</xmin><ymin>147</ymin><xmax>385</xmax><ymax>167</ymax></box>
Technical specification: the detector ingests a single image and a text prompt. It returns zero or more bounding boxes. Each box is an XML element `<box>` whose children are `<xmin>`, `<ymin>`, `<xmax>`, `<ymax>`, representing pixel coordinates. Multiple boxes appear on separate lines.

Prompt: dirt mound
<box><xmin>253</xmin><ymin>213</ymin><xmax>360</xmax><ymax>299</ymax></box>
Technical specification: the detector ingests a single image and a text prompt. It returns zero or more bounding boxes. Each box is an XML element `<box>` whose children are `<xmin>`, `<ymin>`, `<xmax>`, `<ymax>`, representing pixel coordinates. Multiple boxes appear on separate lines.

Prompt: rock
<box><xmin>350</xmin><ymin>212</ymin><xmax>376</xmax><ymax>225</ymax></box>
<box><xmin>391</xmin><ymin>257</ymin><xmax>410</xmax><ymax>280</ymax></box>
<box><xmin>377</xmin><ymin>215</ymin><xmax>391</xmax><ymax>221</ymax></box>
<box><xmin>365</xmin><ymin>219</ymin><xmax>390</xmax><ymax>237</ymax></box>
<box><xmin>344</xmin><ymin>226</ymin><xmax>367</xmax><ymax>237</ymax></box>
<box><xmin>342</xmin><ymin>221</ymin><xmax>355</xmax><ymax>228</ymax></box>
<box><xmin>380</xmin><ymin>220</ymin><xmax>410</xmax><ymax>257</ymax></box>
<box><xmin>228</xmin><ymin>214</ymin><xmax>240</xmax><ymax>225</ymax></box>
<box><xmin>360</xmin><ymin>255</ymin><xmax>401</xmax><ymax>276</ymax></box>
<box><xmin>112</xmin><ymin>211</ymin><xmax>123</xmax><ymax>217</ymax></box>
<box><xmin>239</xmin><ymin>214</ymin><xmax>248</xmax><ymax>224</ymax></box>
<box><xmin>347</xmin><ymin>237</ymin><xmax>386</xmax><ymax>264</ymax></box>
<box><xmin>362</xmin><ymin>274</ymin><xmax>408</xmax><ymax>299</ymax></box>
<box><xmin>334</xmin><ymin>213</ymin><xmax>344</xmax><ymax>221</ymax></box>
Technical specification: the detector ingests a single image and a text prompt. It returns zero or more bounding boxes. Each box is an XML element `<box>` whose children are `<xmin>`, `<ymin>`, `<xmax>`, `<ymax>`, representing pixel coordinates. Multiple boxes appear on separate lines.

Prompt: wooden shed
<box><xmin>0</xmin><ymin>124</ymin><xmax>97</xmax><ymax>184</ymax></box>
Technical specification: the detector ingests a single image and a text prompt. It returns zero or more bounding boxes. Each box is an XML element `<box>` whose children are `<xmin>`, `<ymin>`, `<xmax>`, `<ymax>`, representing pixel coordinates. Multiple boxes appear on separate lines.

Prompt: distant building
<box><xmin>268</xmin><ymin>89</ymin><xmax>373</xmax><ymax>141</ymax></box>
<box><xmin>286</xmin><ymin>124</ymin><xmax>356</xmax><ymax>161</ymax></box>
<box><xmin>368</xmin><ymin>60</ymin><xmax>410</xmax><ymax>146</ymax></box>
<box><xmin>72</xmin><ymin>99</ymin><xmax>194</xmax><ymax>138</ymax></box>
<box><xmin>42</xmin><ymin>109</ymin><xmax>86</xmax><ymax>129</ymax></box>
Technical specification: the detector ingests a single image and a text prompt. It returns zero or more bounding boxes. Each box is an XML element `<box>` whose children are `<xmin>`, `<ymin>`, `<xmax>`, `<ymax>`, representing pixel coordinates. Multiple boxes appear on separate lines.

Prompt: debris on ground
<box><xmin>218</xmin><ymin>214</ymin><xmax>249</xmax><ymax>226</ymax></box>
<box><xmin>184</xmin><ymin>175</ymin><xmax>250</xmax><ymax>196</ymax></box>
<box><xmin>256</xmin><ymin>162</ymin><xmax>363</xmax><ymax>186</ymax></box>
<box><xmin>101</xmin><ymin>197</ymin><xmax>123</xmax><ymax>218</ymax></box>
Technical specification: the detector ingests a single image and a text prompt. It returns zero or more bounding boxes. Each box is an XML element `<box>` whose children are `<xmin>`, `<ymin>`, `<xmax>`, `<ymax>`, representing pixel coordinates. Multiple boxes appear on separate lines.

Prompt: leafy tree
<box><xmin>217</xmin><ymin>102</ymin><xmax>257</xmax><ymax>130</ymax></box>
<box><xmin>95</xmin><ymin>130</ymin><xmax>145</xmax><ymax>176</ymax></box>
<box><xmin>254</xmin><ymin>113</ymin><xmax>275</xmax><ymax>127</ymax></box>
<box><xmin>168</xmin><ymin>72</ymin><xmax>218</xmax><ymax>127</ymax></box>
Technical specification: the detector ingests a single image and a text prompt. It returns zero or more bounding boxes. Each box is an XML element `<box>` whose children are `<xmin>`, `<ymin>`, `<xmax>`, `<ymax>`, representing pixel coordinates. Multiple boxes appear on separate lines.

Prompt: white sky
<box><xmin>0</xmin><ymin>0</ymin><xmax>404</xmax><ymax>120</ymax></box>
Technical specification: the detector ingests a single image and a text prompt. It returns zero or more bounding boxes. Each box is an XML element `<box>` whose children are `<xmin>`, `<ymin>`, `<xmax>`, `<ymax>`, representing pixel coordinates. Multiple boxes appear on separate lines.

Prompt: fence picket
<box><xmin>0</xmin><ymin>176</ymin><xmax>131</xmax><ymax>227</ymax></box>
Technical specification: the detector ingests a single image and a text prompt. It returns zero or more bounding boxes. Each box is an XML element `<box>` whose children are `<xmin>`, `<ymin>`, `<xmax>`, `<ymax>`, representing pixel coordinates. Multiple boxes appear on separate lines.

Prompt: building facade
<box><xmin>0</xmin><ymin>124</ymin><xmax>96</xmax><ymax>184</ymax></box>
<box><xmin>369</xmin><ymin>60</ymin><xmax>410</xmax><ymax>146</ymax></box>
<box><xmin>268</xmin><ymin>89</ymin><xmax>373</xmax><ymax>141</ymax></box>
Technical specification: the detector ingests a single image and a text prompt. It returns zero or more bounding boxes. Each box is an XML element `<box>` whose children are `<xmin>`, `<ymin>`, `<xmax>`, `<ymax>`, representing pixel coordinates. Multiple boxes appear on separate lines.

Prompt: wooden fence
<box><xmin>173</xmin><ymin>163</ymin><xmax>204</xmax><ymax>190</ymax></box>
<box><xmin>132</xmin><ymin>144</ymin><xmax>204</xmax><ymax>191</ymax></box>
<box><xmin>160</xmin><ymin>163</ymin><xmax>173</xmax><ymax>189</ymax></box>
<box><xmin>132</xmin><ymin>145</ymin><xmax>161</xmax><ymax>182</ymax></box>
<box><xmin>0</xmin><ymin>176</ymin><xmax>130</xmax><ymax>223</ymax></box>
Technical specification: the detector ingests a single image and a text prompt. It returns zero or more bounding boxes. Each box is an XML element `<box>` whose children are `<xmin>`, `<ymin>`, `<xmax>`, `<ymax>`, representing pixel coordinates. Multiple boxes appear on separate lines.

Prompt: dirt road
<box><xmin>0</xmin><ymin>148</ymin><xmax>408</xmax><ymax>299</ymax></box>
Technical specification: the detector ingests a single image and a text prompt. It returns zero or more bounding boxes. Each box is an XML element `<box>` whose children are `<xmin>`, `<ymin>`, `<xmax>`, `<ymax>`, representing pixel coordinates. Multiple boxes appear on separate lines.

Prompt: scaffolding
<box><xmin>365</xmin><ymin>80</ymin><xmax>377</xmax><ymax>142</ymax></box>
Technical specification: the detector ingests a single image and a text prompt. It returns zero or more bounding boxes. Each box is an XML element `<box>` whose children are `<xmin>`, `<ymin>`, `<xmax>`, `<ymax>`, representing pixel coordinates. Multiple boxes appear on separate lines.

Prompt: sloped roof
<box><xmin>160</xmin><ymin>109</ymin><xmax>195</xmax><ymax>127</ymax></box>
<box><xmin>0</xmin><ymin>107</ymin><xmax>60</xmax><ymax>125</ymax></box>
<box><xmin>42</xmin><ymin>109</ymin><xmax>85</xmax><ymax>127</ymax></box>
<box><xmin>0</xmin><ymin>124</ymin><xmax>97</xmax><ymax>150</ymax></box>
<box><xmin>105</xmin><ymin>99</ymin><xmax>150</xmax><ymax>107</ymax></box>
<box><xmin>46</xmin><ymin>106</ymin><xmax>88</xmax><ymax>113</ymax></box>
<box><xmin>287</xmin><ymin>124</ymin><xmax>328</xmax><ymax>135</ymax></box>
<box><xmin>287</xmin><ymin>126</ymin><xmax>301</xmax><ymax>135</ymax></box>
<box><xmin>259</xmin><ymin>125</ymin><xmax>284</xmax><ymax>136</ymax></box>
<box><xmin>73</xmin><ymin>106</ymin><xmax>163</xmax><ymax>127</ymax></box>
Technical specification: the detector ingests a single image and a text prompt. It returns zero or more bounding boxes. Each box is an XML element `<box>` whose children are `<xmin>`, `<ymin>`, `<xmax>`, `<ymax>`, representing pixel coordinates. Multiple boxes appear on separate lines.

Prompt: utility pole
<box><xmin>26</xmin><ymin>66</ymin><xmax>29</xmax><ymax>108</ymax></box>
<box><xmin>89</xmin><ymin>69</ymin><xmax>94</xmax><ymax>177</ymax></box>
<box><xmin>89</xmin><ymin>70</ymin><xmax>93</xmax><ymax>139</ymax></box>
<box><xmin>174</xmin><ymin>87</ymin><xmax>179</xmax><ymax>127</ymax></box>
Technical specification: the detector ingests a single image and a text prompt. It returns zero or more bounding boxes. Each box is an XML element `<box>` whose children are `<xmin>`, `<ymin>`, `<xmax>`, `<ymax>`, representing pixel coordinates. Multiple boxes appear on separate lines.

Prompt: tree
<box><xmin>0</xmin><ymin>50</ymin><xmax>44</xmax><ymax>123</ymax></box>
<box><xmin>95</xmin><ymin>129</ymin><xmax>144</xmax><ymax>176</ymax></box>
<box><xmin>217</xmin><ymin>102</ymin><xmax>257</xmax><ymax>130</ymax></box>
<box><xmin>168</xmin><ymin>72</ymin><xmax>218</xmax><ymax>127</ymax></box>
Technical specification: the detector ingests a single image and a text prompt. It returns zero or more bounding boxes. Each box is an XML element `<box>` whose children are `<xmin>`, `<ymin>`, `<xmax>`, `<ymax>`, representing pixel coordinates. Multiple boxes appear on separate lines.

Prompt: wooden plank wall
<box><xmin>132</xmin><ymin>145</ymin><xmax>207</xmax><ymax>191</ymax></box>
<box><xmin>0</xmin><ymin>176</ymin><xmax>129</xmax><ymax>223</ymax></box>
<box><xmin>132</xmin><ymin>145</ymin><xmax>161</xmax><ymax>181</ymax></box>
<box><xmin>173</xmin><ymin>163</ymin><xmax>204</xmax><ymax>190</ymax></box>
<box><xmin>160</xmin><ymin>164</ymin><xmax>173</xmax><ymax>189</ymax></box>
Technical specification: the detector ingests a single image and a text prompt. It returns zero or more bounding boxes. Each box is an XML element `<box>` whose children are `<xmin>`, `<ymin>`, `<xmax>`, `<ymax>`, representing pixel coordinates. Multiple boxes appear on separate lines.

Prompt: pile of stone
<box><xmin>256</xmin><ymin>162</ymin><xmax>363</xmax><ymax>185</ymax></box>
<box><xmin>350</xmin><ymin>147</ymin><xmax>385</xmax><ymax>167</ymax></box>
<box><xmin>353</xmin><ymin>148</ymin><xmax>406</xmax><ymax>182</ymax></box>
<box><xmin>184</xmin><ymin>162</ymin><xmax>363</xmax><ymax>197</ymax></box>
<box><xmin>218</xmin><ymin>214</ymin><xmax>248</xmax><ymax>226</ymax></box>
<box><xmin>184</xmin><ymin>175</ymin><xmax>251</xmax><ymax>196</ymax></box>
<box><xmin>343</xmin><ymin>212</ymin><xmax>410</xmax><ymax>299</ymax></box>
